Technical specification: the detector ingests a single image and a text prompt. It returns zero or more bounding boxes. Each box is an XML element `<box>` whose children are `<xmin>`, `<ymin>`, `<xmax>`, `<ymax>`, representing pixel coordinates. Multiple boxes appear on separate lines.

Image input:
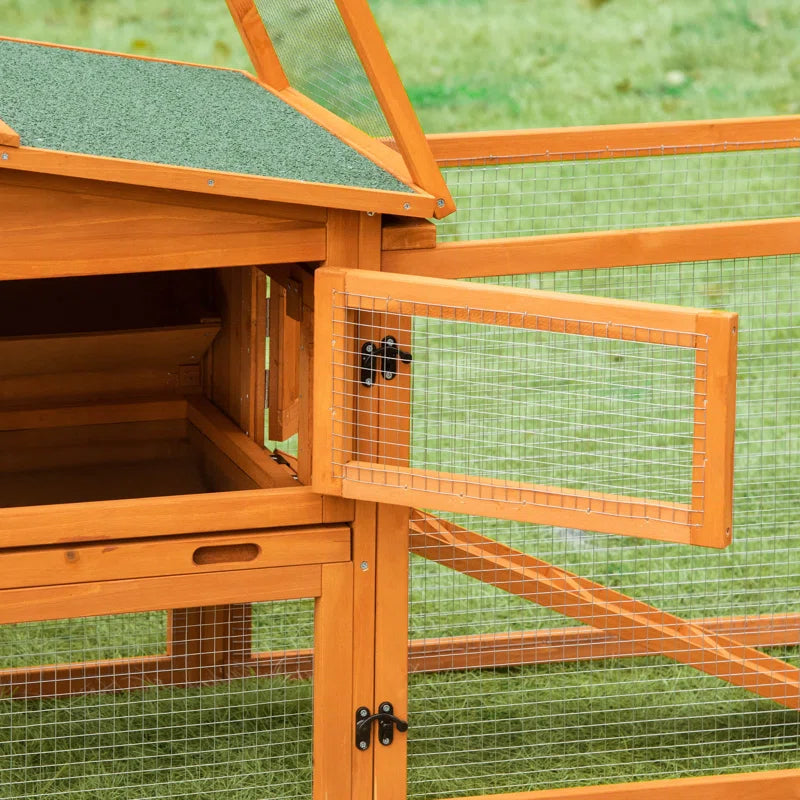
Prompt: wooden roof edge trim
<box><xmin>0</xmin><ymin>117</ymin><xmax>20</xmax><ymax>148</ymax></box>
<box><xmin>382</xmin><ymin>216</ymin><xmax>800</xmax><ymax>278</ymax></box>
<box><xmin>333</xmin><ymin>0</ymin><xmax>455</xmax><ymax>218</ymax></box>
<box><xmin>421</xmin><ymin>115</ymin><xmax>800</xmax><ymax>165</ymax></box>
<box><xmin>0</xmin><ymin>34</ymin><xmax>239</xmax><ymax>74</ymax></box>
<box><xmin>0</xmin><ymin>145</ymin><xmax>437</xmax><ymax>218</ymax></box>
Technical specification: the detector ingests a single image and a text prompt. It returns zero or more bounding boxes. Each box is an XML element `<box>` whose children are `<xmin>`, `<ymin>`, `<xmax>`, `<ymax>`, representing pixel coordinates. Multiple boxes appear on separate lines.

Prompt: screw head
<box><xmin>365</xmin><ymin>378</ymin><xmax>372</xmax><ymax>386</ymax></box>
<box><xmin>359</xmin><ymin>708</ymin><xmax>369</xmax><ymax>718</ymax></box>
<box><xmin>381</xmin><ymin>737</ymin><xmax>391</xmax><ymax>746</ymax></box>
<box><xmin>437</xmin><ymin>198</ymin><xmax>445</xmax><ymax>207</ymax></box>
<box><xmin>403</xmin><ymin>202</ymin><xmax>411</xmax><ymax>210</ymax></box>
<box><xmin>358</xmin><ymin>741</ymin><xmax>368</xmax><ymax>750</ymax></box>
<box><xmin>207</xmin><ymin>178</ymin><xmax>215</xmax><ymax>187</ymax></box>
<box><xmin>0</xmin><ymin>152</ymin><xmax>7</xmax><ymax>161</ymax></box>
<box><xmin>360</xmin><ymin>561</ymin><xmax>369</xmax><ymax>571</ymax></box>
<box><xmin>381</xmin><ymin>703</ymin><xmax>391</xmax><ymax>713</ymax></box>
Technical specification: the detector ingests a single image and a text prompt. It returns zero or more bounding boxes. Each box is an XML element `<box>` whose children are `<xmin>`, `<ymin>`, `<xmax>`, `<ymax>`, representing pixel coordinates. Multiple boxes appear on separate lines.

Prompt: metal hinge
<box><xmin>360</xmin><ymin>336</ymin><xmax>412</xmax><ymax>387</ymax></box>
<box><xmin>355</xmin><ymin>702</ymin><xmax>408</xmax><ymax>750</ymax></box>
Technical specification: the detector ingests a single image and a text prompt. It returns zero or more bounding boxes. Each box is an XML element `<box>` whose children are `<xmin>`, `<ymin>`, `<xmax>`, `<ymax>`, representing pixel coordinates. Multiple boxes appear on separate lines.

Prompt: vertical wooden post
<box><xmin>313</xmin><ymin>561</ymin><xmax>354</xmax><ymax>800</ymax></box>
<box><xmin>267</xmin><ymin>280</ymin><xmax>300</xmax><ymax>442</ymax></box>
<box><xmin>373</xmin><ymin>503</ymin><xmax>410</xmax><ymax>800</ymax></box>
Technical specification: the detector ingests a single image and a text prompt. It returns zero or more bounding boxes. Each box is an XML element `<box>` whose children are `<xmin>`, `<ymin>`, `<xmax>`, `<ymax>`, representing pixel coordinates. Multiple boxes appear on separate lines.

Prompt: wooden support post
<box><xmin>268</xmin><ymin>280</ymin><xmax>301</xmax><ymax>442</ymax></box>
<box><xmin>313</xmin><ymin>561</ymin><xmax>355</xmax><ymax>800</ymax></box>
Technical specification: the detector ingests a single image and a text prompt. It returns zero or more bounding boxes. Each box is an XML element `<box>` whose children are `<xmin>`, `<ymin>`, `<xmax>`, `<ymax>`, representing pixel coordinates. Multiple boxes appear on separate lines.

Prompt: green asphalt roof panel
<box><xmin>0</xmin><ymin>39</ymin><xmax>412</xmax><ymax>194</ymax></box>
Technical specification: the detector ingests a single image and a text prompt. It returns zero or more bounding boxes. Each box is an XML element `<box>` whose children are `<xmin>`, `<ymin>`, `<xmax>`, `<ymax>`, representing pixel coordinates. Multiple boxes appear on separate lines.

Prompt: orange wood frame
<box><xmin>429</xmin><ymin>769</ymin><xmax>800</xmax><ymax>800</ymax></box>
<box><xmin>314</xmin><ymin>267</ymin><xmax>738</xmax><ymax>547</ymax></box>
<box><xmin>0</xmin><ymin>116</ymin><xmax>19</xmax><ymax>147</ymax></box>
<box><xmin>426</xmin><ymin>115</ymin><xmax>800</xmax><ymax>166</ymax></box>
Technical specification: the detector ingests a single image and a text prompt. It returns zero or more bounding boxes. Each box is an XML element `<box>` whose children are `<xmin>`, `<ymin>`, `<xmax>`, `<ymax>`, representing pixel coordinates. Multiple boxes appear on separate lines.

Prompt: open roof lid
<box><xmin>226</xmin><ymin>0</ymin><xmax>455</xmax><ymax>217</ymax></box>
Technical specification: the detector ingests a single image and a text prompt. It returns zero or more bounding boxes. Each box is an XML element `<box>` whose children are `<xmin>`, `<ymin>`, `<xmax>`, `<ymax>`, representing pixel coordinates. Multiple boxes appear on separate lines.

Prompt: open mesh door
<box><xmin>224</xmin><ymin>0</ymin><xmax>455</xmax><ymax>216</ymax></box>
<box><xmin>314</xmin><ymin>268</ymin><xmax>737</xmax><ymax>548</ymax></box>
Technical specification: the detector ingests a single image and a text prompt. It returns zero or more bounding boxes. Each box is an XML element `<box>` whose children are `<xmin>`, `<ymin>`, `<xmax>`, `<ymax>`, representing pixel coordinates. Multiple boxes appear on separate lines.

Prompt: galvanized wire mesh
<box><xmin>0</xmin><ymin>601</ymin><xmax>315</xmax><ymax>799</ymax></box>
<box><xmin>253</xmin><ymin>0</ymin><xmax>391</xmax><ymax>138</ymax></box>
<box><xmin>329</xmin><ymin>290</ymin><xmax>708</xmax><ymax>529</ymax></box>
<box><xmin>407</xmin><ymin>255</ymin><xmax>800</xmax><ymax>797</ymax></box>
<box><xmin>436</xmin><ymin>143</ymin><xmax>800</xmax><ymax>241</ymax></box>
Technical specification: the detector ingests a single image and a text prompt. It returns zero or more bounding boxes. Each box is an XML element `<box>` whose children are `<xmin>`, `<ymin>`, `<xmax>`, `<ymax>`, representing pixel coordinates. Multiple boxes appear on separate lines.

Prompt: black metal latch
<box><xmin>355</xmin><ymin>702</ymin><xmax>408</xmax><ymax>750</ymax></box>
<box><xmin>360</xmin><ymin>336</ymin><xmax>412</xmax><ymax>387</ymax></box>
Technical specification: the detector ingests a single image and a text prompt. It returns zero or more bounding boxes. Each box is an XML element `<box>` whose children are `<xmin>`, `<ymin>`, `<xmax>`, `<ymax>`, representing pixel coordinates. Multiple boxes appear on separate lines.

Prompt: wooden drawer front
<box><xmin>0</xmin><ymin>525</ymin><xmax>350</xmax><ymax>590</ymax></box>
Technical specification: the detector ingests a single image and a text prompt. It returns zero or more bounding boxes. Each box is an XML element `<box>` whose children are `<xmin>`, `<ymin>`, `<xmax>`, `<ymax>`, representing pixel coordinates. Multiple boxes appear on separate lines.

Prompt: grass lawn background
<box><xmin>0</xmin><ymin>1</ymin><xmax>799</xmax><ymax>798</ymax></box>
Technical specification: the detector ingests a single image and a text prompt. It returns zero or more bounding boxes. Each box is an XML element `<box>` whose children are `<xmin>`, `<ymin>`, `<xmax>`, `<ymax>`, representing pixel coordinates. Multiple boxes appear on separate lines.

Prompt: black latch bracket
<box><xmin>360</xmin><ymin>336</ymin><xmax>412</xmax><ymax>387</ymax></box>
<box><xmin>355</xmin><ymin>702</ymin><xmax>408</xmax><ymax>750</ymax></box>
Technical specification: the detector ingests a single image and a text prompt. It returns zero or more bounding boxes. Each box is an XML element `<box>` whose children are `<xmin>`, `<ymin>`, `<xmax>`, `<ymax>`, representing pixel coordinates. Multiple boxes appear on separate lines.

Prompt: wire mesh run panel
<box><xmin>405</xmin><ymin>255</ymin><xmax>800</xmax><ymax>798</ymax></box>
<box><xmin>0</xmin><ymin>602</ymin><xmax>315</xmax><ymax>800</ymax></box>
<box><xmin>314</xmin><ymin>268</ymin><xmax>738</xmax><ymax>547</ymax></box>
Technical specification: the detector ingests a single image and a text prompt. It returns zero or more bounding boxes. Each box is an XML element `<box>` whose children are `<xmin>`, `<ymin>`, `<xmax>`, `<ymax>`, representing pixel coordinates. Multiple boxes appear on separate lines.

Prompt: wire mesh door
<box><xmin>313</xmin><ymin>267</ymin><xmax>738</xmax><ymax>548</ymax></box>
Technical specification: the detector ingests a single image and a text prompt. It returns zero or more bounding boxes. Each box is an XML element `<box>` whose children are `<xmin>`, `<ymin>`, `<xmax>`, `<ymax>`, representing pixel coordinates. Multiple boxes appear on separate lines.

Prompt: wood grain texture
<box><xmin>426</xmin><ymin>116</ymin><xmax>800</xmax><ymax>165</ymax></box>
<box><xmin>0</xmin><ymin>116</ymin><xmax>20</xmax><ymax>147</ymax></box>
<box><xmin>382</xmin><ymin>218</ymin><xmax>800</xmax><ymax>279</ymax></box>
<box><xmin>0</xmin><ymin>177</ymin><xmax>326</xmax><ymax>279</ymax></box>
<box><xmin>0</xmin><ymin>564</ymin><xmax>322</xmax><ymax>624</ymax></box>
<box><xmin>0</xmin><ymin>324</ymin><xmax>220</xmax><ymax>378</ymax></box>
<box><xmin>224</xmin><ymin>0</ymin><xmax>289</xmax><ymax>89</ymax></box>
<box><xmin>381</xmin><ymin>217</ymin><xmax>437</xmax><ymax>251</ymax></box>
<box><xmin>439</xmin><ymin>769</ymin><xmax>800</xmax><ymax>800</ymax></box>
<box><xmin>313</xmin><ymin>561</ymin><xmax>354</xmax><ymax>800</ymax></box>
<box><xmin>186</xmin><ymin>396</ymin><xmax>296</xmax><ymax>488</ymax></box>
<box><xmin>0</xmin><ymin>145</ymin><xmax>436</xmax><ymax>219</ymax></box>
<box><xmin>333</xmin><ymin>0</ymin><xmax>455</xmax><ymax>217</ymax></box>
<box><xmin>0</xmin><ymin>525</ymin><xmax>349</xmax><ymax>590</ymax></box>
<box><xmin>0</xmin><ymin>485</ymin><xmax>336</xmax><ymax>548</ymax></box>
<box><xmin>267</xmin><ymin>280</ymin><xmax>301</xmax><ymax>441</ymax></box>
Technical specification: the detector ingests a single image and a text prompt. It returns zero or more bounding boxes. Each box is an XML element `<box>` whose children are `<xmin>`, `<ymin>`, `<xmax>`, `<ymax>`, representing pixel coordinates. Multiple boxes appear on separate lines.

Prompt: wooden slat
<box><xmin>410</xmin><ymin>513</ymin><xmax>800</xmax><ymax>710</ymax></box>
<box><xmin>382</xmin><ymin>217</ymin><xmax>437</xmax><ymax>251</ymax></box>
<box><xmin>224</xmin><ymin>0</ymin><xmax>289</xmax><ymax>89</ymax></box>
<box><xmin>0</xmin><ymin>525</ymin><xmax>350</xmax><ymax>589</ymax></box>
<box><xmin>313</xmin><ymin>561</ymin><xmax>354</xmax><ymax>800</ymax></box>
<box><xmin>426</xmin><ymin>116</ymin><xmax>800</xmax><ymax>165</ymax></box>
<box><xmin>0</xmin><ymin>178</ymin><xmax>326</xmax><ymax>279</ymax></box>
<box><xmin>691</xmin><ymin>313</ymin><xmax>738</xmax><ymax>547</ymax></box>
<box><xmin>0</xmin><ymin>116</ymin><xmax>20</xmax><ymax>147</ymax></box>
<box><xmin>0</xmin><ymin>485</ymin><xmax>340</xmax><ymax>548</ymax></box>
<box><xmin>4</xmin><ymin>613</ymin><xmax>796</xmax><ymax>699</ymax></box>
<box><xmin>332</xmin><ymin>0</ymin><xmax>455</xmax><ymax>217</ymax></box>
<box><xmin>0</xmin><ymin>564</ymin><xmax>322</xmax><ymax>624</ymax></box>
<box><xmin>0</xmin><ymin>399</ymin><xmax>187</xmax><ymax>432</ymax></box>
<box><xmin>250</xmin><ymin>268</ymin><xmax>268</xmax><ymax>446</ymax></box>
<box><xmin>407</xmin><ymin>613</ymin><xmax>800</xmax><ymax>673</ymax></box>
<box><xmin>373</xmin><ymin>504</ymin><xmax>410</xmax><ymax>800</ymax></box>
<box><xmin>0</xmin><ymin>324</ymin><xmax>220</xmax><ymax>378</ymax></box>
<box><xmin>437</xmin><ymin>769</ymin><xmax>800</xmax><ymax>800</ymax></box>
<box><xmin>267</xmin><ymin>280</ymin><xmax>301</xmax><ymax>441</ymax></box>
<box><xmin>336</xmin><ymin>266</ymin><xmax>718</xmax><ymax>346</ymax></box>
<box><xmin>0</xmin><ymin>145</ymin><xmax>437</xmax><ymax>219</ymax></box>
<box><xmin>346</xmin><ymin>462</ymin><xmax>696</xmax><ymax>545</ymax></box>
<box><xmin>382</xmin><ymin>218</ymin><xmax>800</xmax><ymax>279</ymax></box>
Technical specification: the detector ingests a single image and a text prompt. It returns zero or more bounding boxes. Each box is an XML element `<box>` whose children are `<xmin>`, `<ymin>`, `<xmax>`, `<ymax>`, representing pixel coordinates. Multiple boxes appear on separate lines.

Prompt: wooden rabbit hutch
<box><xmin>0</xmin><ymin>2</ymin><xmax>798</xmax><ymax>799</ymax></box>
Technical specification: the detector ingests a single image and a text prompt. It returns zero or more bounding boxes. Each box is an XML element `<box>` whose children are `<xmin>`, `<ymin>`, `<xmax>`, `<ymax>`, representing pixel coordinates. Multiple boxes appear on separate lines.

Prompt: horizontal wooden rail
<box><xmin>382</xmin><ymin>217</ymin><xmax>800</xmax><ymax>279</ymax></box>
<box><xmin>434</xmin><ymin>769</ymin><xmax>800</xmax><ymax>800</ymax></box>
<box><xmin>424</xmin><ymin>115</ymin><xmax>800</xmax><ymax>166</ymax></box>
<box><xmin>3</xmin><ymin>612</ymin><xmax>797</xmax><ymax>698</ymax></box>
<box><xmin>409</xmin><ymin>513</ymin><xmax>800</xmax><ymax>710</ymax></box>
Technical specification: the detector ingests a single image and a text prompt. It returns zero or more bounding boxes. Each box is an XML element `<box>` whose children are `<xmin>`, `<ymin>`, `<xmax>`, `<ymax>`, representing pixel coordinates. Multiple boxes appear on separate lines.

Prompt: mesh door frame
<box><xmin>313</xmin><ymin>267</ymin><xmax>737</xmax><ymax>548</ymax></box>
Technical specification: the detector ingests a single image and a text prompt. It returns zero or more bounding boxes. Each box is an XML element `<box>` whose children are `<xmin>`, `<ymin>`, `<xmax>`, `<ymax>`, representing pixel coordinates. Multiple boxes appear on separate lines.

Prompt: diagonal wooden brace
<box><xmin>409</xmin><ymin>511</ymin><xmax>800</xmax><ymax>710</ymax></box>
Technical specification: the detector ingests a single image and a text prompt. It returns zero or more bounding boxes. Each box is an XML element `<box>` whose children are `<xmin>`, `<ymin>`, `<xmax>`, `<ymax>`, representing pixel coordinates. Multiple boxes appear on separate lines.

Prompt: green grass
<box><xmin>1</xmin><ymin>1</ymin><xmax>799</xmax><ymax>798</ymax></box>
